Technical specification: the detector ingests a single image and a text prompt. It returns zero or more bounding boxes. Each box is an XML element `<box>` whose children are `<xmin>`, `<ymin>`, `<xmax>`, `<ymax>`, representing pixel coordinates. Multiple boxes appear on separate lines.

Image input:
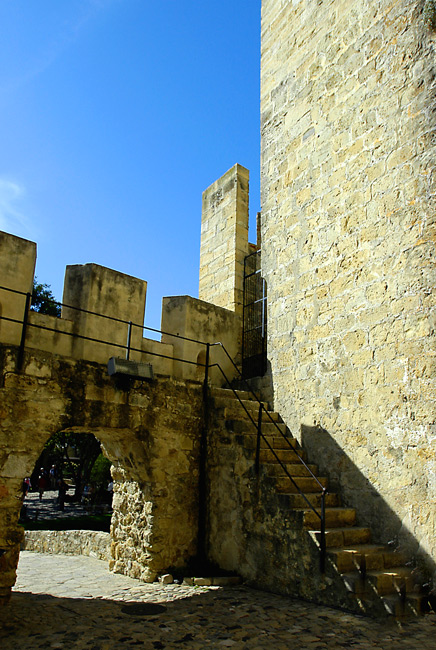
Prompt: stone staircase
<box><xmin>210</xmin><ymin>387</ymin><xmax>433</xmax><ymax>618</ymax></box>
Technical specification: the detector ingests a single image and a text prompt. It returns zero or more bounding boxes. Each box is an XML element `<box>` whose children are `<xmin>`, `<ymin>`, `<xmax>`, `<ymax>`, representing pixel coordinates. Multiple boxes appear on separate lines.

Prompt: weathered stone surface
<box><xmin>199</xmin><ymin>164</ymin><xmax>253</xmax><ymax>315</ymax></box>
<box><xmin>22</xmin><ymin>530</ymin><xmax>110</xmax><ymax>560</ymax></box>
<box><xmin>0</xmin><ymin>345</ymin><xmax>203</xmax><ymax>600</ymax></box>
<box><xmin>260</xmin><ymin>0</ymin><xmax>436</xmax><ymax>585</ymax></box>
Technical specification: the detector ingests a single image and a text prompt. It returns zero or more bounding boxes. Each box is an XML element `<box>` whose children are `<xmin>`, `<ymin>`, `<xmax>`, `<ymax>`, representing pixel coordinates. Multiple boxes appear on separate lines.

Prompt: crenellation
<box><xmin>0</xmin><ymin>230</ymin><xmax>241</xmax><ymax>381</ymax></box>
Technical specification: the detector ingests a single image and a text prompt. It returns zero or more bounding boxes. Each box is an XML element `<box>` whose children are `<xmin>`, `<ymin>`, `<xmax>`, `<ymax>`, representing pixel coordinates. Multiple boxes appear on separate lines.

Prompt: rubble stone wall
<box><xmin>22</xmin><ymin>530</ymin><xmax>110</xmax><ymax>560</ymax></box>
<box><xmin>260</xmin><ymin>0</ymin><xmax>436</xmax><ymax>576</ymax></box>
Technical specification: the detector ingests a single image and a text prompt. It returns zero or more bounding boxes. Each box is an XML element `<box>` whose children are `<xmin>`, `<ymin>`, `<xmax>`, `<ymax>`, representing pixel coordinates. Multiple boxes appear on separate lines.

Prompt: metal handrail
<box><xmin>0</xmin><ymin>283</ymin><xmax>327</xmax><ymax>570</ymax></box>
<box><xmin>214</xmin><ymin>342</ymin><xmax>326</xmax><ymax>489</ymax></box>
<box><xmin>0</xmin><ymin>285</ymin><xmax>210</xmax><ymax>347</ymax></box>
<box><xmin>211</xmin><ymin>363</ymin><xmax>322</xmax><ymax>507</ymax></box>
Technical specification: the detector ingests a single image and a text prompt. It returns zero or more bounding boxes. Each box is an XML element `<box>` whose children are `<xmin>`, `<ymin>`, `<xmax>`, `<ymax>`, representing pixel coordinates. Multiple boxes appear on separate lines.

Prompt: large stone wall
<box><xmin>260</xmin><ymin>0</ymin><xmax>436</xmax><ymax>577</ymax></box>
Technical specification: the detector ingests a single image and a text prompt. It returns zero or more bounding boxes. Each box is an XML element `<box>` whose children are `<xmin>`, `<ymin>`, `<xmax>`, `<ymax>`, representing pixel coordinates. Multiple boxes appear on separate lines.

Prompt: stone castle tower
<box><xmin>258</xmin><ymin>0</ymin><xmax>436</xmax><ymax>573</ymax></box>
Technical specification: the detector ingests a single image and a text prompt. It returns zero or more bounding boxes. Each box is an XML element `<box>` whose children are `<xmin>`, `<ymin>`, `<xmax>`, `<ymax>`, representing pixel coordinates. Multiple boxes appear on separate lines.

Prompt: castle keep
<box><xmin>0</xmin><ymin>0</ymin><xmax>435</xmax><ymax>618</ymax></box>
<box><xmin>259</xmin><ymin>0</ymin><xmax>436</xmax><ymax>577</ymax></box>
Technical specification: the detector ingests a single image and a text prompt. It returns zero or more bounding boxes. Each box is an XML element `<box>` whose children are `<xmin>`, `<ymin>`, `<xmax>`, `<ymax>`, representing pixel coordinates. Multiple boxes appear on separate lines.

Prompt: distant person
<box><xmin>49</xmin><ymin>465</ymin><xmax>58</xmax><ymax>490</ymax></box>
<box><xmin>58</xmin><ymin>478</ymin><xmax>68</xmax><ymax>511</ymax></box>
<box><xmin>82</xmin><ymin>484</ymin><xmax>91</xmax><ymax>504</ymax></box>
<box><xmin>106</xmin><ymin>480</ymin><xmax>114</xmax><ymax>505</ymax></box>
<box><xmin>37</xmin><ymin>470</ymin><xmax>47</xmax><ymax>501</ymax></box>
<box><xmin>22</xmin><ymin>477</ymin><xmax>31</xmax><ymax>497</ymax></box>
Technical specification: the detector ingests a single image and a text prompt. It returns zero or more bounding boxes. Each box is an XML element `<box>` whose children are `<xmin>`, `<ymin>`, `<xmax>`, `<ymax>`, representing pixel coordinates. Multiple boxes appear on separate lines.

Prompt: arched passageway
<box><xmin>0</xmin><ymin>346</ymin><xmax>204</xmax><ymax>603</ymax></box>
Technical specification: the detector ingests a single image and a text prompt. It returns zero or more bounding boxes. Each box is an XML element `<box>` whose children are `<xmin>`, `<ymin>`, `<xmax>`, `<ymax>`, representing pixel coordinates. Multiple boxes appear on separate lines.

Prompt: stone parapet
<box><xmin>22</xmin><ymin>530</ymin><xmax>110</xmax><ymax>560</ymax></box>
<box><xmin>0</xmin><ymin>230</ymin><xmax>240</xmax><ymax>383</ymax></box>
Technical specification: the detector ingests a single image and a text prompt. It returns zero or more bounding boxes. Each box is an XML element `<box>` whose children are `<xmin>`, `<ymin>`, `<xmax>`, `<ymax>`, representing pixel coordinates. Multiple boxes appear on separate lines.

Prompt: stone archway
<box><xmin>0</xmin><ymin>346</ymin><xmax>204</xmax><ymax>603</ymax></box>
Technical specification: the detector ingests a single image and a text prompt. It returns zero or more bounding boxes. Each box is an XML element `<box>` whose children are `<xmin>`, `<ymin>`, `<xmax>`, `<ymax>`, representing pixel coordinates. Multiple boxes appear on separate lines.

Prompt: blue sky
<box><xmin>0</xmin><ymin>0</ymin><xmax>261</xmax><ymax>331</ymax></box>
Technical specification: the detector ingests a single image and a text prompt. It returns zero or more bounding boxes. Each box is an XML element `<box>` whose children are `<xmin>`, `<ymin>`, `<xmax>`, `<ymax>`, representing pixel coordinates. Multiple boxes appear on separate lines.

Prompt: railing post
<box><xmin>255</xmin><ymin>403</ymin><xmax>262</xmax><ymax>475</ymax></box>
<box><xmin>17</xmin><ymin>292</ymin><xmax>31</xmax><ymax>372</ymax></box>
<box><xmin>197</xmin><ymin>342</ymin><xmax>210</xmax><ymax>566</ymax></box>
<box><xmin>203</xmin><ymin>342</ymin><xmax>210</xmax><ymax>397</ymax></box>
<box><xmin>320</xmin><ymin>488</ymin><xmax>326</xmax><ymax>573</ymax></box>
<box><xmin>126</xmin><ymin>321</ymin><xmax>133</xmax><ymax>360</ymax></box>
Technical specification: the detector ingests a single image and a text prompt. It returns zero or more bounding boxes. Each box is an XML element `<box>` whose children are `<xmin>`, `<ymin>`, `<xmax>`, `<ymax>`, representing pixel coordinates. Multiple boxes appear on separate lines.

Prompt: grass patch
<box><xmin>21</xmin><ymin>514</ymin><xmax>111</xmax><ymax>532</ymax></box>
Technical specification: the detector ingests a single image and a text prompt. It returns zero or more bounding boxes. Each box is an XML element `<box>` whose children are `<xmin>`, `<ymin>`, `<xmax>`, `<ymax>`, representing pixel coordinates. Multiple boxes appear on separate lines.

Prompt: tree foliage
<box><xmin>45</xmin><ymin>431</ymin><xmax>103</xmax><ymax>499</ymax></box>
<box><xmin>31</xmin><ymin>278</ymin><xmax>61</xmax><ymax>317</ymax></box>
<box><xmin>33</xmin><ymin>431</ymin><xmax>109</xmax><ymax>501</ymax></box>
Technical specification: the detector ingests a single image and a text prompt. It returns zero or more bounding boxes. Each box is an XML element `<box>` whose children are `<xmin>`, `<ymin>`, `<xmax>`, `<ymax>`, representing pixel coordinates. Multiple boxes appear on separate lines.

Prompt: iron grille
<box><xmin>242</xmin><ymin>250</ymin><xmax>267</xmax><ymax>379</ymax></box>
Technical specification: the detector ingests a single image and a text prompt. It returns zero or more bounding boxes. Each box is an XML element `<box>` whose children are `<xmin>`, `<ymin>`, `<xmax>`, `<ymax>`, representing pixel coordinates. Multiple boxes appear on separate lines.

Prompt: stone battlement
<box><xmin>0</xmin><ymin>230</ymin><xmax>241</xmax><ymax>385</ymax></box>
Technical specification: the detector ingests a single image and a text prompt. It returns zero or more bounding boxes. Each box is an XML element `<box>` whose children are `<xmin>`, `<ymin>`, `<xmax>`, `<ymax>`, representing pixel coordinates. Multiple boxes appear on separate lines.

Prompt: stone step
<box><xmin>274</xmin><ymin>475</ymin><xmax>328</xmax><ymax>493</ymax></box>
<box><xmin>228</xmin><ymin>420</ymin><xmax>288</xmax><ymax>436</ymax></box>
<box><xmin>310</xmin><ymin>527</ymin><xmax>372</xmax><ymax>548</ymax></box>
<box><xmin>264</xmin><ymin>461</ymin><xmax>319</xmax><ymax>477</ymax></box>
<box><xmin>302</xmin><ymin>507</ymin><xmax>356</xmax><ymax>529</ymax></box>
<box><xmin>250</xmin><ymin>436</ymin><xmax>303</xmax><ymax>455</ymax></box>
<box><xmin>223</xmin><ymin>404</ymin><xmax>281</xmax><ymax>422</ymax></box>
<box><xmin>214</xmin><ymin>395</ymin><xmax>269</xmax><ymax>411</ymax></box>
<box><xmin>342</xmin><ymin>567</ymin><xmax>414</xmax><ymax>597</ymax></box>
<box><xmin>327</xmin><ymin>545</ymin><xmax>407</xmax><ymax>573</ymax></box>
<box><xmin>229</xmin><ymin>434</ymin><xmax>302</xmax><ymax>457</ymax></box>
<box><xmin>261</xmin><ymin>436</ymin><xmax>301</xmax><ymax>450</ymax></box>
<box><xmin>211</xmin><ymin>387</ymin><xmax>259</xmax><ymax>402</ymax></box>
<box><xmin>382</xmin><ymin>593</ymin><xmax>431</xmax><ymax>618</ymax></box>
<box><xmin>259</xmin><ymin>447</ymin><xmax>308</xmax><ymax>463</ymax></box>
<box><xmin>285</xmin><ymin>491</ymin><xmax>339</xmax><ymax>508</ymax></box>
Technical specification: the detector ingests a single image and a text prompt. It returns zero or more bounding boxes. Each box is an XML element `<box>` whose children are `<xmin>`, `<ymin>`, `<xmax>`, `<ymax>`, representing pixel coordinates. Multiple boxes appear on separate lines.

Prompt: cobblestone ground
<box><xmin>22</xmin><ymin>489</ymin><xmax>109</xmax><ymax>520</ymax></box>
<box><xmin>1</xmin><ymin>552</ymin><xmax>435</xmax><ymax>650</ymax></box>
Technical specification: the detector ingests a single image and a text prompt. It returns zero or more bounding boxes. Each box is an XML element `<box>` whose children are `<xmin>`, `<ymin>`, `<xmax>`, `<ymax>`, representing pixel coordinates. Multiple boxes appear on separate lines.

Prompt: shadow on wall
<box><xmin>301</xmin><ymin>424</ymin><xmax>436</xmax><ymax>584</ymax></box>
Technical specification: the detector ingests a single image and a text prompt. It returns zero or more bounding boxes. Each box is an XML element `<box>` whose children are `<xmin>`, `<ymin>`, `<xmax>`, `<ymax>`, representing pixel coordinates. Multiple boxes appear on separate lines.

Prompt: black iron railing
<box><xmin>0</xmin><ymin>283</ymin><xmax>327</xmax><ymax>570</ymax></box>
<box><xmin>0</xmin><ymin>284</ymin><xmax>210</xmax><ymax>371</ymax></box>
<box><xmin>210</xmin><ymin>342</ymin><xmax>327</xmax><ymax>572</ymax></box>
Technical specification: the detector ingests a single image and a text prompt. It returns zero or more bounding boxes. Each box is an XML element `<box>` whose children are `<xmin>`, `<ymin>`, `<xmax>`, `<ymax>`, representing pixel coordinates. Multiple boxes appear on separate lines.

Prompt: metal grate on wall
<box><xmin>242</xmin><ymin>250</ymin><xmax>267</xmax><ymax>379</ymax></box>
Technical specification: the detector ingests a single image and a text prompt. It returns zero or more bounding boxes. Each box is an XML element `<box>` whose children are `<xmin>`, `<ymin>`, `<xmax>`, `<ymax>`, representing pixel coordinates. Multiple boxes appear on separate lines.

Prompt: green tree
<box><xmin>39</xmin><ymin>431</ymin><xmax>105</xmax><ymax>501</ymax></box>
<box><xmin>31</xmin><ymin>278</ymin><xmax>61</xmax><ymax>317</ymax></box>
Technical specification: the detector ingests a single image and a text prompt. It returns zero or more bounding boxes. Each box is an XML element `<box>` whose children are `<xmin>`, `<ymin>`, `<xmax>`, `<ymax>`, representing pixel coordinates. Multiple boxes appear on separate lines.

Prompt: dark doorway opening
<box><xmin>242</xmin><ymin>249</ymin><xmax>267</xmax><ymax>379</ymax></box>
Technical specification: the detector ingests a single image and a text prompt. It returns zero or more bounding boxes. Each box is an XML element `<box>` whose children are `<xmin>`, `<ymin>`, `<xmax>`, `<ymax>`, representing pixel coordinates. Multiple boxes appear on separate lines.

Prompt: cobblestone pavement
<box><xmin>1</xmin><ymin>552</ymin><xmax>435</xmax><ymax>649</ymax></box>
<box><xmin>23</xmin><ymin>490</ymin><xmax>109</xmax><ymax>521</ymax></box>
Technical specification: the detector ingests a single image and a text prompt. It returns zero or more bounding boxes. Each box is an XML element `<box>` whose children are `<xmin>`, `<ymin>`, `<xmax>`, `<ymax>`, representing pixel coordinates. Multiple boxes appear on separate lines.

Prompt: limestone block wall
<box><xmin>62</xmin><ymin>263</ymin><xmax>147</xmax><ymax>364</ymax></box>
<box><xmin>199</xmin><ymin>164</ymin><xmax>252</xmax><ymax>315</ymax></box>
<box><xmin>161</xmin><ymin>295</ymin><xmax>242</xmax><ymax>385</ymax></box>
<box><xmin>0</xmin><ymin>232</ymin><xmax>36</xmax><ymax>346</ymax></box>
<box><xmin>260</xmin><ymin>0</ymin><xmax>436</xmax><ymax>576</ymax></box>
